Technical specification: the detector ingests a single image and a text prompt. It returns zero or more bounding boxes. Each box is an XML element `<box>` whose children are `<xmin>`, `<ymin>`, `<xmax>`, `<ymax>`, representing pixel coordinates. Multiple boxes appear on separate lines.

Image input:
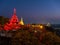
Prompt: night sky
<box><xmin>0</xmin><ymin>0</ymin><xmax>60</xmax><ymax>24</ymax></box>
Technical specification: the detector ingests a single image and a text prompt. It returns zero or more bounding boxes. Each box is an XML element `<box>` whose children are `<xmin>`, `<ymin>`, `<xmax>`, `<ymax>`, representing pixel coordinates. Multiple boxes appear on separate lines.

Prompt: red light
<box><xmin>4</xmin><ymin>8</ymin><xmax>20</xmax><ymax>31</ymax></box>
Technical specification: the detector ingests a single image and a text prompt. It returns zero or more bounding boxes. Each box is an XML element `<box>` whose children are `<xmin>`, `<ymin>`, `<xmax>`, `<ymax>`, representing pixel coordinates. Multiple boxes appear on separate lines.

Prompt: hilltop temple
<box><xmin>4</xmin><ymin>8</ymin><xmax>24</xmax><ymax>30</ymax></box>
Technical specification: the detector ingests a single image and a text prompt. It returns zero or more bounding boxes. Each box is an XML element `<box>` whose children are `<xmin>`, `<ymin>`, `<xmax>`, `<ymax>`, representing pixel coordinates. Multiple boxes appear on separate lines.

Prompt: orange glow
<box><xmin>19</xmin><ymin>17</ymin><xmax>24</xmax><ymax>25</ymax></box>
<box><xmin>34</xmin><ymin>30</ymin><xmax>37</xmax><ymax>33</ymax></box>
<box><xmin>40</xmin><ymin>25</ymin><xmax>43</xmax><ymax>29</ymax></box>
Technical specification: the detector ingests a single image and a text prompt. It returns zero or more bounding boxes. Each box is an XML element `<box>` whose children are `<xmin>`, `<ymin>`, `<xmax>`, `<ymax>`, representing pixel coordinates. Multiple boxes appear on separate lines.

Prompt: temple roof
<box><xmin>9</xmin><ymin>8</ymin><xmax>19</xmax><ymax>23</ymax></box>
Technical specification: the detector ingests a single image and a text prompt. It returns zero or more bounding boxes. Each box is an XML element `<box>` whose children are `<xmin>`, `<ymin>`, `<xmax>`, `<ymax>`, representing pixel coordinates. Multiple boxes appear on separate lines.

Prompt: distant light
<box><xmin>40</xmin><ymin>25</ymin><xmax>43</xmax><ymax>29</ymax></box>
<box><xmin>34</xmin><ymin>30</ymin><xmax>37</xmax><ymax>33</ymax></box>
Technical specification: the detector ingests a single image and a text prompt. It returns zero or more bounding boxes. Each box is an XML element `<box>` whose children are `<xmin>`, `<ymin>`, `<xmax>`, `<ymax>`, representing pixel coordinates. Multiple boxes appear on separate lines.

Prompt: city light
<box><xmin>39</xmin><ymin>25</ymin><xmax>43</xmax><ymax>29</ymax></box>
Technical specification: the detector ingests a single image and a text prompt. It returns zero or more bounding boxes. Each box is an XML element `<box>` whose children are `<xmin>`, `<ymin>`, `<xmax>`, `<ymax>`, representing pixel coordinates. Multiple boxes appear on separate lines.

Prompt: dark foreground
<box><xmin>0</xmin><ymin>26</ymin><xmax>60</xmax><ymax>45</ymax></box>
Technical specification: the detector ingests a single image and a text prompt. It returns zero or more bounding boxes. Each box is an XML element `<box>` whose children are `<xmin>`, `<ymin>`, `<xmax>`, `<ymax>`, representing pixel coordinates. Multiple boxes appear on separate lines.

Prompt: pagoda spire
<box><xmin>46</xmin><ymin>22</ymin><xmax>51</xmax><ymax>27</ymax></box>
<box><xmin>14</xmin><ymin>8</ymin><xmax>16</xmax><ymax>15</ymax></box>
<box><xmin>19</xmin><ymin>17</ymin><xmax>24</xmax><ymax>25</ymax></box>
<box><xmin>10</xmin><ymin>8</ymin><xmax>19</xmax><ymax>24</ymax></box>
<box><xmin>4</xmin><ymin>8</ymin><xmax>20</xmax><ymax>30</ymax></box>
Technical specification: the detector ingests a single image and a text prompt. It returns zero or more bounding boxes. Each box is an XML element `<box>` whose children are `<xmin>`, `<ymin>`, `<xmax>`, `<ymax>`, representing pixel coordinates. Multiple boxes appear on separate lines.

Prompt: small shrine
<box><xmin>19</xmin><ymin>17</ymin><xmax>24</xmax><ymax>25</ymax></box>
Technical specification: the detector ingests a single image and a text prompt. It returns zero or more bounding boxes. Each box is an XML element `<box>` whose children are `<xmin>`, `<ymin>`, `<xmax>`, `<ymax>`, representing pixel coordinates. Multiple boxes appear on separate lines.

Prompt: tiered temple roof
<box><xmin>4</xmin><ymin>8</ymin><xmax>24</xmax><ymax>31</ymax></box>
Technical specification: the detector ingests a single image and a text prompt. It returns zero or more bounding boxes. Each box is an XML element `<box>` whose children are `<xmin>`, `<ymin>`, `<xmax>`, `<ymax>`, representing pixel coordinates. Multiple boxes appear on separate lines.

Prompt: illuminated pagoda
<box><xmin>4</xmin><ymin>8</ymin><xmax>20</xmax><ymax>30</ymax></box>
<box><xmin>46</xmin><ymin>22</ymin><xmax>51</xmax><ymax>27</ymax></box>
<box><xmin>19</xmin><ymin>17</ymin><xmax>24</xmax><ymax>25</ymax></box>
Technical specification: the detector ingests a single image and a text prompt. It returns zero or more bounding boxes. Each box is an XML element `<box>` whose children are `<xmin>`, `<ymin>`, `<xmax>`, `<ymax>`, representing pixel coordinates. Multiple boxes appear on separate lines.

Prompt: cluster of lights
<box><xmin>32</xmin><ymin>24</ymin><xmax>44</xmax><ymax>29</ymax></box>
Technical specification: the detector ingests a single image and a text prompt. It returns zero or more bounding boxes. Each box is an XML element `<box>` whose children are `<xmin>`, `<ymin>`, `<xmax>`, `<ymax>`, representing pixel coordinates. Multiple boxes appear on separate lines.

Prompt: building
<box><xmin>4</xmin><ymin>8</ymin><xmax>24</xmax><ymax>31</ymax></box>
<box><xmin>19</xmin><ymin>17</ymin><xmax>24</xmax><ymax>25</ymax></box>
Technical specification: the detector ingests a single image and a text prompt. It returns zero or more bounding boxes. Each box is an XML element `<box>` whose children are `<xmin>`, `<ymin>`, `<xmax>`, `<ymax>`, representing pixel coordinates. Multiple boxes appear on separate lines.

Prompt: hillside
<box><xmin>0</xmin><ymin>26</ymin><xmax>60</xmax><ymax>45</ymax></box>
